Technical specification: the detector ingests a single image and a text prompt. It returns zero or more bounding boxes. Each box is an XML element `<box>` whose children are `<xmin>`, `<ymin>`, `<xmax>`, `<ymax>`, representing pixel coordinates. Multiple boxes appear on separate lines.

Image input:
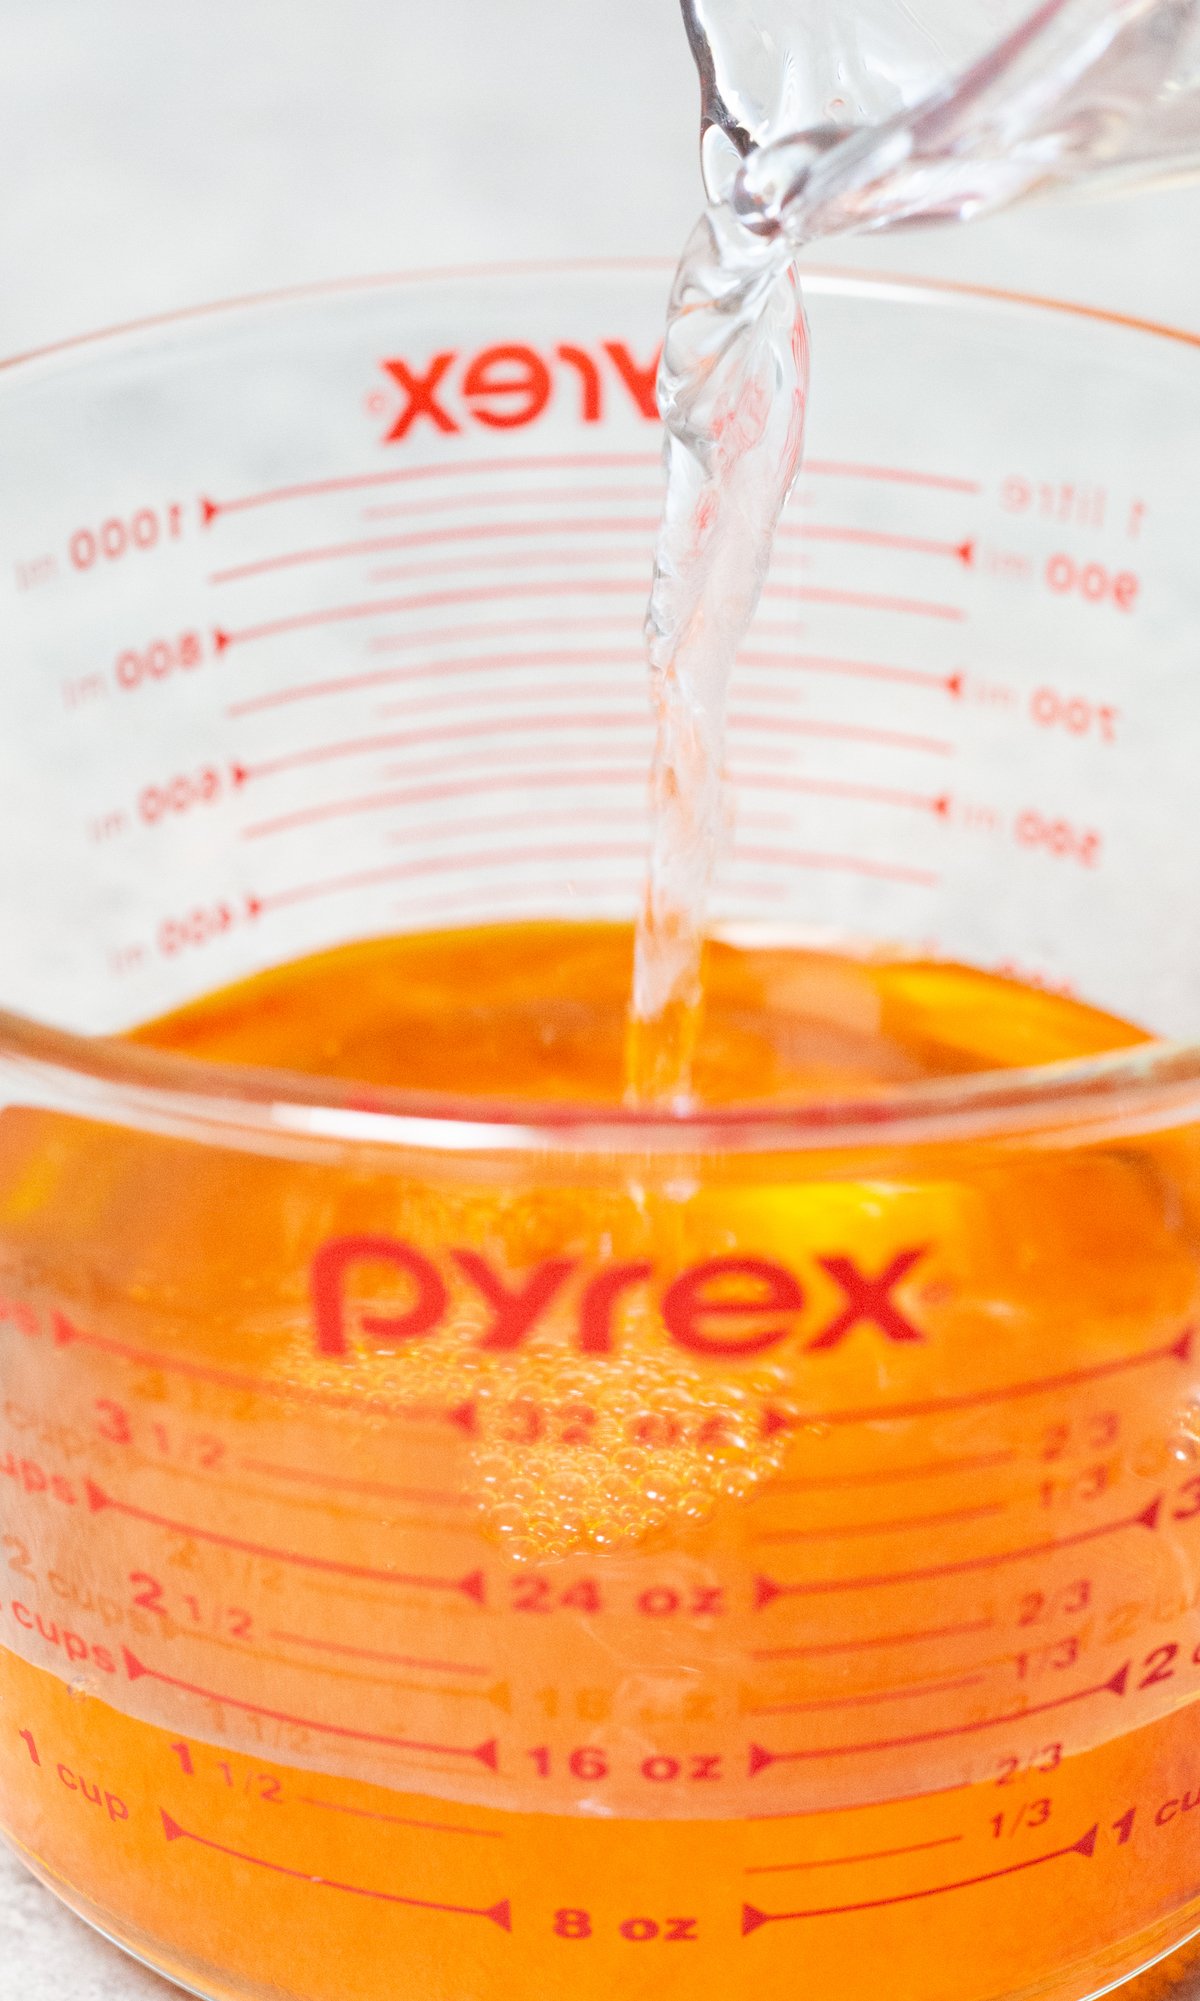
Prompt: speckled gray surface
<box><xmin>1</xmin><ymin>1</ymin><xmax>1199</xmax><ymax>1994</ymax></box>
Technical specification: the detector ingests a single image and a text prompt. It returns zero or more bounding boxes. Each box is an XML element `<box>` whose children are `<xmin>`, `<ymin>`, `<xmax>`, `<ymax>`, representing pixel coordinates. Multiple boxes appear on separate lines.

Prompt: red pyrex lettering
<box><xmin>310</xmin><ymin>1238</ymin><xmax>930</xmax><ymax>1362</ymax></box>
<box><xmin>380</xmin><ymin>340</ymin><xmax>661</xmax><ymax>441</ymax></box>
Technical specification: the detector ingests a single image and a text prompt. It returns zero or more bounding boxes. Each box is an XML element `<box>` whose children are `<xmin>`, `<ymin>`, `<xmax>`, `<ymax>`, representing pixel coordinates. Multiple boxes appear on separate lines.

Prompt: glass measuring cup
<box><xmin>1</xmin><ymin>262</ymin><xmax>1200</xmax><ymax>2001</ymax></box>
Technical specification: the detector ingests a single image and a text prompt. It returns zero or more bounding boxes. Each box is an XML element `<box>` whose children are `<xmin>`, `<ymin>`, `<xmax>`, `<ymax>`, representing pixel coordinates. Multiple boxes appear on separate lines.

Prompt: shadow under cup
<box><xmin>0</xmin><ymin>266</ymin><xmax>1199</xmax><ymax>2001</ymax></box>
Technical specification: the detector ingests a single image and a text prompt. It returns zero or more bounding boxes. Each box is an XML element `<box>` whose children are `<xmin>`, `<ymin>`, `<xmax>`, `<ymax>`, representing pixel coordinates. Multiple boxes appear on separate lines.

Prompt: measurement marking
<box><xmin>49</xmin><ymin>1311</ymin><xmax>475</xmax><ymax>1432</ymax></box>
<box><xmin>240</xmin><ymin>1458</ymin><xmax>470</xmax><ymax>1509</ymax></box>
<box><xmin>759</xmin><ymin>1325</ymin><xmax>1193</xmax><ymax>1436</ymax></box>
<box><xmin>738</xmin><ymin>773</ymin><xmax>949</xmax><ymax>817</ymax></box>
<box><xmin>230</xmin><ymin>645</ymin><xmax>640</xmax><ymax>719</ymax></box>
<box><xmin>129</xmin><ymin>1654</ymin><xmax>498</xmax><ymax>1767</ymax></box>
<box><xmin>159</xmin><ymin>1809</ymin><xmax>510</xmax><ymax>1925</ymax></box>
<box><xmin>746</xmin><ymin>1834</ymin><xmax>964</xmax><ymax>1876</ymax></box>
<box><xmin>363</xmin><ymin>483</ymin><xmax>664</xmax><ymax>521</ymax></box>
<box><xmin>232</xmin><ymin>708</ymin><xmax>948</xmax><ymax>792</ymax></box>
<box><xmin>754</xmin><ymin>1500</ymin><xmax>1004</xmax><ymax>1543</ymax></box>
<box><xmin>247</xmin><ymin>842</ymin><xmax>647</xmax><ymax>920</ymax></box>
<box><xmin>269</xmin><ymin>1630</ymin><xmax>491</xmax><ymax>1677</ymax></box>
<box><xmin>241</xmin><ymin>766</ymin><xmax>948</xmax><ymax>846</ymax></box>
<box><xmin>750</xmin><ymin>1617</ymin><xmax>994</xmax><ymax>1663</ymax></box>
<box><xmin>232</xmin><ymin>710</ymin><xmax>650</xmax><ymax>786</ymax></box>
<box><xmin>243</xmin><ymin>769</ymin><xmax>646</xmax><ymax>841</ymax></box>
<box><xmin>298</xmin><ymin>1794</ymin><xmax>503</xmax><ymax>1839</ymax></box>
<box><xmin>748</xmin><ymin>1663</ymin><xmax>1131</xmax><ymax>1771</ymax></box>
<box><xmin>764</xmin><ymin>1452</ymin><xmax>1015</xmax><ymax>1494</ymax></box>
<box><xmin>210</xmin><ymin>515</ymin><xmax>661</xmax><ymax>585</ymax></box>
<box><xmin>86</xmin><ymin>1480</ymin><xmax>485</xmax><ymax>1600</ymax></box>
<box><xmin>738</xmin><ymin>848</ymin><xmax>938</xmax><ymax>890</ymax></box>
<box><xmin>201</xmin><ymin>452</ymin><xmax>661</xmax><ymax>520</ymax></box>
<box><xmin>755</xmin><ymin>1495</ymin><xmax>1161</xmax><ymax>1605</ymax></box>
<box><xmin>729</xmin><ymin>712</ymin><xmax>954</xmax><ymax>757</ymax></box>
<box><xmin>244</xmin><ymin>784</ymin><xmax>648</xmax><ymax>840</ymax></box>
<box><xmin>229</xmin><ymin>620</ymin><xmax>642</xmax><ymax>715</ymax></box>
<box><xmin>781</xmin><ymin>525</ymin><xmax>974</xmax><ymax>566</ymax></box>
<box><xmin>764</xmin><ymin>583</ymin><xmax>965</xmax><ymax>622</ymax></box>
<box><xmin>800</xmin><ymin>461</ymin><xmax>981</xmax><ymax>495</ymax></box>
<box><xmin>747</xmin><ymin>1775</ymin><xmax>973</xmax><ymax>1822</ymax></box>
<box><xmin>741</xmin><ymin>651</ymin><xmax>963</xmax><ymax>697</ymax></box>
<box><xmin>744</xmin><ymin>1669</ymin><xmax>987</xmax><ymax>1717</ymax></box>
<box><xmin>212</xmin><ymin>578</ymin><xmax>648</xmax><ymax>652</ymax></box>
<box><xmin>742</xmin><ymin>1823</ymin><xmax>1097</xmax><ymax>1929</ymax></box>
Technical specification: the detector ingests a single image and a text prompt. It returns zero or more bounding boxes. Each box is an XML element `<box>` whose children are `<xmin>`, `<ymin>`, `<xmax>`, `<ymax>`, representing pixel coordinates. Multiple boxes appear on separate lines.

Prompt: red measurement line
<box><xmin>735</xmin><ymin>774</ymin><xmax>948</xmax><ymax>816</ymax></box>
<box><xmin>747</xmin><ymin>1665</ymin><xmax>1130</xmax><ymax>1771</ymax></box>
<box><xmin>742</xmin><ymin>1824</ymin><xmax>1096</xmax><ymax>1929</ymax></box>
<box><xmin>131</xmin><ymin>1654</ymin><xmax>498</xmax><ymax>1768</ymax></box>
<box><xmin>240</xmin><ymin>1457</ymin><xmax>470</xmax><ymax>1509</ymax></box>
<box><xmin>754</xmin><ymin>1500</ymin><xmax>1004</xmax><ymax>1544</ymax></box>
<box><xmin>737</xmin><ymin>848</ymin><xmax>939</xmax><ymax>890</ymax></box>
<box><xmin>780</xmin><ymin>525</ymin><xmax>974</xmax><ymax>566</ymax></box>
<box><xmin>747</xmin><ymin>1775</ymin><xmax>973</xmax><ymax>1822</ymax></box>
<box><xmin>269</xmin><ymin>1631</ymin><xmax>490</xmax><ymax>1677</ymax></box>
<box><xmin>233</xmin><ymin>705</ymin><xmax>949</xmax><ymax>783</ymax></box>
<box><xmin>750</xmin><ymin>1617</ymin><xmax>994</xmax><ymax>1664</ymax></box>
<box><xmin>729</xmin><ymin>711</ymin><xmax>954</xmax><ymax>756</ymax></box>
<box><xmin>242</xmin><ymin>770</ymin><xmax>645</xmax><ymax>841</ymax></box>
<box><xmin>741</xmin><ymin>651</ymin><xmax>963</xmax><ymax>697</ymax></box>
<box><xmin>228</xmin><ymin>617</ymin><xmax>640</xmax><ymax>715</ymax></box>
<box><xmin>159</xmin><ymin>1809</ymin><xmax>510</xmax><ymax>1925</ymax></box>
<box><xmin>202</xmin><ymin>452</ymin><xmax>661</xmax><ymax>519</ymax></box>
<box><xmin>801</xmin><ymin>460</ymin><xmax>981</xmax><ymax>495</ymax></box>
<box><xmin>762</xmin><ymin>1325</ymin><xmax>1194</xmax><ymax>1434</ymax></box>
<box><xmin>765</xmin><ymin>1451</ymin><xmax>1015</xmax><ymax>1493</ymax></box>
<box><xmin>49</xmin><ymin>1310</ymin><xmax>473</xmax><ymax>1431</ymax></box>
<box><xmin>764</xmin><ymin>583</ymin><xmax>965</xmax><ymax>622</ymax></box>
<box><xmin>376</xmin><ymin>678</ymin><xmax>644</xmax><ymax>722</ymax></box>
<box><xmin>367</xmin><ymin>543</ymin><xmax>765</xmax><ymax>588</ymax></box>
<box><xmin>746</xmin><ymin>1668</ymin><xmax>987</xmax><ymax>1716</ymax></box>
<box><xmin>229</xmin><ymin>645</ymin><xmax>641</xmax><ymax>718</ymax></box>
<box><xmin>298</xmin><ymin>1794</ymin><xmax>503</xmax><ymax>1839</ymax></box>
<box><xmin>248</xmin><ymin>842</ymin><xmax>647</xmax><ymax>919</ymax></box>
<box><xmin>213</xmin><ymin>578</ymin><xmax>647</xmax><ymax>650</ymax></box>
<box><xmin>745</xmin><ymin>1833</ymin><xmax>964</xmax><ymax>1875</ymax></box>
<box><xmin>240</xmin><ymin>768</ymin><xmax>944</xmax><ymax>846</ymax></box>
<box><xmin>87</xmin><ymin>1481</ymin><xmax>485</xmax><ymax>1600</ymax></box>
<box><xmin>363</xmin><ymin>483</ymin><xmax>663</xmax><ymax>521</ymax></box>
<box><xmin>754</xmin><ymin>1495</ymin><xmax>1162</xmax><ymax>1606</ymax></box>
<box><xmin>368</xmin><ymin>611</ymin><xmax>636</xmax><ymax>651</ymax></box>
<box><xmin>210</xmin><ymin>515</ymin><xmax>661</xmax><ymax>584</ymax></box>
<box><xmin>234</xmin><ymin>710</ymin><xmax>650</xmax><ymax>785</ymax></box>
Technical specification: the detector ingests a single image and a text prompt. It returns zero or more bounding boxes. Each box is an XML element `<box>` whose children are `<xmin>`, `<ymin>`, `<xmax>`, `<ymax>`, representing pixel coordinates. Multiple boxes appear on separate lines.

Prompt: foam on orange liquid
<box><xmin>2</xmin><ymin>923</ymin><xmax>1200</xmax><ymax>2001</ymax></box>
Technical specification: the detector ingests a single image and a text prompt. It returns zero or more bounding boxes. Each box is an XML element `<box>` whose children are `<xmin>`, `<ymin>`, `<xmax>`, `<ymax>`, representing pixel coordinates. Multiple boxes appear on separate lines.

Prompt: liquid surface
<box><xmin>2</xmin><ymin>925</ymin><xmax>1200</xmax><ymax>2001</ymax></box>
<box><xmin>131</xmin><ymin>921</ymin><xmax>1146</xmax><ymax>1104</ymax></box>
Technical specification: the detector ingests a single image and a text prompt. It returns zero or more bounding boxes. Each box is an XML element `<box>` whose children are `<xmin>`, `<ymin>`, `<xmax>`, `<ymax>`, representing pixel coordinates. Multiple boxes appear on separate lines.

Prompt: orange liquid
<box><xmin>2</xmin><ymin>922</ymin><xmax>1200</xmax><ymax>2001</ymax></box>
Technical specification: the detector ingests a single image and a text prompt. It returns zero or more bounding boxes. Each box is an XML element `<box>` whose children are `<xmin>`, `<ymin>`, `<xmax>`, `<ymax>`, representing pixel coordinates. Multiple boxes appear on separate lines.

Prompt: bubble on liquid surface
<box><xmin>288</xmin><ymin>1290</ymin><xmax>789</xmax><ymax>1559</ymax></box>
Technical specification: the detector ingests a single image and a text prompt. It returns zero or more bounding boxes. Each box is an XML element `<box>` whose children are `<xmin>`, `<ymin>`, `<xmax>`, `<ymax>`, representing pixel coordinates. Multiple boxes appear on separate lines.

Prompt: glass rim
<box><xmin>3</xmin><ymin>257</ymin><xmax>1199</xmax><ymax>1160</ymax></box>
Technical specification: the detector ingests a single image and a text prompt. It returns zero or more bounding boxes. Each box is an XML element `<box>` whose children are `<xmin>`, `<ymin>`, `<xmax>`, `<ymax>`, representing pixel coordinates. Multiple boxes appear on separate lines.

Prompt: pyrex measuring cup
<box><xmin>1</xmin><ymin>264</ymin><xmax>1200</xmax><ymax>2001</ymax></box>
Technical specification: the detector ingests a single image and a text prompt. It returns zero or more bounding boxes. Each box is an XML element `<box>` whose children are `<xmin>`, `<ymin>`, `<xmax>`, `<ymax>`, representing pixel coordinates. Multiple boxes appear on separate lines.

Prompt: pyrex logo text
<box><xmin>380</xmin><ymin>340</ymin><xmax>661</xmax><ymax>441</ymax></box>
<box><xmin>311</xmin><ymin>1239</ymin><xmax>930</xmax><ymax>1361</ymax></box>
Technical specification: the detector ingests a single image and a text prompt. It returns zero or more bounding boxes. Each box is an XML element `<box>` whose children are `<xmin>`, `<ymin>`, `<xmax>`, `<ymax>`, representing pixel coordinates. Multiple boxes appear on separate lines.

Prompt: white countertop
<box><xmin>1</xmin><ymin>0</ymin><xmax>1199</xmax><ymax>1993</ymax></box>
